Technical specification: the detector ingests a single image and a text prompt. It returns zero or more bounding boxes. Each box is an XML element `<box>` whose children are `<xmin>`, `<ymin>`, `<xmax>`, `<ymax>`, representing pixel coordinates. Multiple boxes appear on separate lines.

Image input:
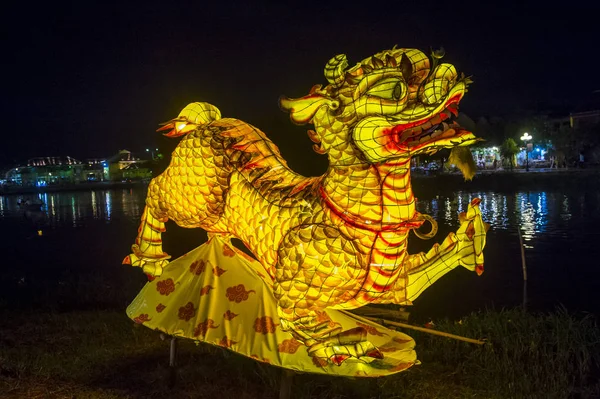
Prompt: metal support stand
<box><xmin>279</xmin><ymin>370</ymin><xmax>295</xmax><ymax>399</ymax></box>
<box><xmin>168</xmin><ymin>337</ymin><xmax>178</xmax><ymax>388</ymax></box>
<box><xmin>517</xmin><ymin>227</ymin><xmax>528</xmax><ymax>310</ymax></box>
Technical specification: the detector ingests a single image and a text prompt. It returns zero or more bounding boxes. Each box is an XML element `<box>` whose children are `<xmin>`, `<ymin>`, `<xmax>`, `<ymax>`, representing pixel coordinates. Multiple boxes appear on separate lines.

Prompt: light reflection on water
<box><xmin>1</xmin><ymin>187</ymin><xmax>600</xmax><ymax>315</ymax></box>
<box><xmin>416</xmin><ymin>190</ymin><xmax>600</xmax><ymax>245</ymax></box>
<box><xmin>0</xmin><ymin>189</ymin><xmax>144</xmax><ymax>227</ymax></box>
<box><xmin>413</xmin><ymin>189</ymin><xmax>600</xmax><ymax>315</ymax></box>
<box><xmin>0</xmin><ymin>189</ymin><xmax>598</xmax><ymax>244</ymax></box>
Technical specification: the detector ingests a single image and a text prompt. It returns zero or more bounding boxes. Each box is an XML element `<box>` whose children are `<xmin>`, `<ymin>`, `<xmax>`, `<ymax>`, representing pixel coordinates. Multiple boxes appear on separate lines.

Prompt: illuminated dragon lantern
<box><xmin>124</xmin><ymin>47</ymin><xmax>487</xmax><ymax>365</ymax></box>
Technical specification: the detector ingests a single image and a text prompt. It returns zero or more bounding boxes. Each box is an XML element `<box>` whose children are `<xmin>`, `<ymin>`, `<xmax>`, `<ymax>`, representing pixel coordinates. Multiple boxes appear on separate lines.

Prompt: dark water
<box><xmin>1</xmin><ymin>187</ymin><xmax>599</xmax><ymax>319</ymax></box>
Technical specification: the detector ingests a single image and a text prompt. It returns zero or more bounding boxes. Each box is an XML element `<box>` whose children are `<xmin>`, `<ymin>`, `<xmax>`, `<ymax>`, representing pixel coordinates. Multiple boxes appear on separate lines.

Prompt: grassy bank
<box><xmin>1</xmin><ymin>308</ymin><xmax>599</xmax><ymax>398</ymax></box>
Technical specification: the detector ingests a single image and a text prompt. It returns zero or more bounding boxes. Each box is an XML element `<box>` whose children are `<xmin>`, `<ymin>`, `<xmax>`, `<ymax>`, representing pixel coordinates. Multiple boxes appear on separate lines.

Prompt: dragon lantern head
<box><xmin>280</xmin><ymin>47</ymin><xmax>479</xmax><ymax>167</ymax></box>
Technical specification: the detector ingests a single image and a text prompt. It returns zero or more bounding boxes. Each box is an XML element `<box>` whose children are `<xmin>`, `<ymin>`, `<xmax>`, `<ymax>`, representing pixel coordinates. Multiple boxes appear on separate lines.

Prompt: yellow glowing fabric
<box><xmin>127</xmin><ymin>236</ymin><xmax>417</xmax><ymax>376</ymax></box>
<box><xmin>124</xmin><ymin>47</ymin><xmax>488</xmax><ymax>370</ymax></box>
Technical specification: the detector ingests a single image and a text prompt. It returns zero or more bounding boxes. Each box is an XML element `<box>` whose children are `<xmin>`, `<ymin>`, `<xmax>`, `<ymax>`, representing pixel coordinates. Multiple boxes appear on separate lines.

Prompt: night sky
<box><xmin>3</xmin><ymin>2</ymin><xmax>599</xmax><ymax>169</ymax></box>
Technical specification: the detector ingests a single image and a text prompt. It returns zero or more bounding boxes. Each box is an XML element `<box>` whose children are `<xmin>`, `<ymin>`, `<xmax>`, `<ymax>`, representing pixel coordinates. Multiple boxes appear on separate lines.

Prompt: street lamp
<box><xmin>520</xmin><ymin>132</ymin><xmax>532</xmax><ymax>171</ymax></box>
<box><xmin>146</xmin><ymin>148</ymin><xmax>159</xmax><ymax>160</ymax></box>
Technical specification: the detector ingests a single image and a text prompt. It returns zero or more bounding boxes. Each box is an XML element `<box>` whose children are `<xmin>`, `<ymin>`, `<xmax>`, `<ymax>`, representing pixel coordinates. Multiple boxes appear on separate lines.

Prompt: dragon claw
<box><xmin>366</xmin><ymin>348</ymin><xmax>384</xmax><ymax>359</ymax></box>
<box><xmin>305</xmin><ymin>328</ymin><xmax>383</xmax><ymax>365</ymax></box>
<box><xmin>475</xmin><ymin>264</ymin><xmax>484</xmax><ymax>276</ymax></box>
<box><xmin>123</xmin><ymin>251</ymin><xmax>170</xmax><ymax>277</ymax></box>
<box><xmin>330</xmin><ymin>354</ymin><xmax>351</xmax><ymax>366</ymax></box>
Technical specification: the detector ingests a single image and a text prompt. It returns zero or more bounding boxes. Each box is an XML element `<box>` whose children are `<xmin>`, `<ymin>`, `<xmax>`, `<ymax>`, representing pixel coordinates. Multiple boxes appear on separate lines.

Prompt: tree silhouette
<box><xmin>500</xmin><ymin>138</ymin><xmax>519</xmax><ymax>170</ymax></box>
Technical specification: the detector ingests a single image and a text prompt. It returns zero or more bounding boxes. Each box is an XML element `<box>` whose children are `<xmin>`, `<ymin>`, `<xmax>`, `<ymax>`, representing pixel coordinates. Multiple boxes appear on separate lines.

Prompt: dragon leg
<box><xmin>275</xmin><ymin>224</ymin><xmax>382</xmax><ymax>365</ymax></box>
<box><xmin>123</xmin><ymin>205</ymin><xmax>171</xmax><ymax>277</ymax></box>
<box><xmin>402</xmin><ymin>198</ymin><xmax>488</xmax><ymax>303</ymax></box>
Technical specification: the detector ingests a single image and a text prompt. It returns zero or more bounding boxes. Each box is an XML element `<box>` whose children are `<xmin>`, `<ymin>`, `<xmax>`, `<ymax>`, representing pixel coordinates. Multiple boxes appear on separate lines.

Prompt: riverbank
<box><xmin>412</xmin><ymin>167</ymin><xmax>600</xmax><ymax>193</ymax></box>
<box><xmin>3</xmin><ymin>168</ymin><xmax>600</xmax><ymax>196</ymax></box>
<box><xmin>1</xmin><ymin>307</ymin><xmax>598</xmax><ymax>398</ymax></box>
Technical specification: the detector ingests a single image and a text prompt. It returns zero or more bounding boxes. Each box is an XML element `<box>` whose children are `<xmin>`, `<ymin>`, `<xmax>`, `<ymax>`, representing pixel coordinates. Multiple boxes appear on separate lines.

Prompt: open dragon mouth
<box><xmin>157</xmin><ymin>118</ymin><xmax>190</xmax><ymax>137</ymax></box>
<box><xmin>352</xmin><ymin>88</ymin><xmax>478</xmax><ymax>163</ymax></box>
<box><xmin>389</xmin><ymin>95</ymin><xmax>466</xmax><ymax>151</ymax></box>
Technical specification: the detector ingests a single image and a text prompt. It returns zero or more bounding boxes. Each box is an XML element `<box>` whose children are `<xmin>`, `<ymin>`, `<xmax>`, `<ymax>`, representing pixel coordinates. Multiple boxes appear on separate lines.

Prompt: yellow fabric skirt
<box><xmin>127</xmin><ymin>236</ymin><xmax>418</xmax><ymax>377</ymax></box>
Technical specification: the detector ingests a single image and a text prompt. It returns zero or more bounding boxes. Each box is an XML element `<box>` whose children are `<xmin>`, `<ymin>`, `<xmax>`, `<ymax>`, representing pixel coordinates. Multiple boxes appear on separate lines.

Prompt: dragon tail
<box><xmin>157</xmin><ymin>102</ymin><xmax>222</xmax><ymax>138</ymax></box>
<box><xmin>448</xmin><ymin>145</ymin><xmax>477</xmax><ymax>181</ymax></box>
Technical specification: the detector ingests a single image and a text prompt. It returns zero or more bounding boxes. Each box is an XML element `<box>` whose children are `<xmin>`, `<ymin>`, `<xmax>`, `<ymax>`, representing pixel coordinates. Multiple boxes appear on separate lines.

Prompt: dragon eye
<box><xmin>392</xmin><ymin>82</ymin><xmax>402</xmax><ymax>100</ymax></box>
<box><xmin>366</xmin><ymin>79</ymin><xmax>406</xmax><ymax>101</ymax></box>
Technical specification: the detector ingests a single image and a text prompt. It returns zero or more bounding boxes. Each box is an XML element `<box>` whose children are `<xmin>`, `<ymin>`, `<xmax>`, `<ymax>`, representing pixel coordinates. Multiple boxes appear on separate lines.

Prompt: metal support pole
<box><xmin>279</xmin><ymin>370</ymin><xmax>295</xmax><ymax>399</ymax></box>
<box><xmin>365</xmin><ymin>316</ymin><xmax>485</xmax><ymax>345</ymax></box>
<box><xmin>168</xmin><ymin>337</ymin><xmax>178</xmax><ymax>388</ymax></box>
<box><xmin>517</xmin><ymin>227</ymin><xmax>528</xmax><ymax>310</ymax></box>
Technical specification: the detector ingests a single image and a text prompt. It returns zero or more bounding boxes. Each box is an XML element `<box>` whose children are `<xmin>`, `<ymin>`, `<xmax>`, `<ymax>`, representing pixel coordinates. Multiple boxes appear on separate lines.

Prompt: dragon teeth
<box><xmin>398</xmin><ymin>130</ymin><xmax>413</xmax><ymax>143</ymax></box>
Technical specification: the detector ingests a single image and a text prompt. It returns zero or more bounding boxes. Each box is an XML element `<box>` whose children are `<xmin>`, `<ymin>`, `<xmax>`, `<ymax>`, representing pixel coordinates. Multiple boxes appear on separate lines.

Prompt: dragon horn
<box><xmin>430</xmin><ymin>47</ymin><xmax>446</xmax><ymax>70</ymax></box>
<box><xmin>324</xmin><ymin>54</ymin><xmax>348</xmax><ymax>88</ymax></box>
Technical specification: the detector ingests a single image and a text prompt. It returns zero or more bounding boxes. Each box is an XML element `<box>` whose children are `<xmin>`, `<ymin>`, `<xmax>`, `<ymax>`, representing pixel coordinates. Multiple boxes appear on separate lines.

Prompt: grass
<box><xmin>411</xmin><ymin>308</ymin><xmax>600</xmax><ymax>398</ymax></box>
<box><xmin>1</xmin><ymin>264</ymin><xmax>599</xmax><ymax>398</ymax></box>
<box><xmin>1</xmin><ymin>306</ymin><xmax>599</xmax><ymax>399</ymax></box>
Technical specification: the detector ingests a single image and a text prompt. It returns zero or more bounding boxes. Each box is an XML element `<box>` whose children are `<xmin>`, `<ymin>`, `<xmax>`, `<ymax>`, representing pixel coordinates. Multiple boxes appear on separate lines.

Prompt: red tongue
<box><xmin>156</xmin><ymin>122</ymin><xmax>173</xmax><ymax>132</ymax></box>
<box><xmin>156</xmin><ymin>122</ymin><xmax>187</xmax><ymax>137</ymax></box>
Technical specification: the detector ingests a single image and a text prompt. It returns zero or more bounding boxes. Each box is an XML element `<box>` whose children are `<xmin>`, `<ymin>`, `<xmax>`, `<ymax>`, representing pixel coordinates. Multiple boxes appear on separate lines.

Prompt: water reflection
<box><xmin>106</xmin><ymin>191</ymin><xmax>112</xmax><ymax>221</ymax></box>
<box><xmin>2</xmin><ymin>187</ymin><xmax>600</xmax><ymax>315</ymax></box>
<box><xmin>0</xmin><ymin>188</ymin><xmax>598</xmax><ymax>247</ymax></box>
<box><xmin>416</xmin><ymin>190</ymin><xmax>600</xmax><ymax>247</ymax></box>
<box><xmin>0</xmin><ymin>188</ymin><xmax>146</xmax><ymax>227</ymax></box>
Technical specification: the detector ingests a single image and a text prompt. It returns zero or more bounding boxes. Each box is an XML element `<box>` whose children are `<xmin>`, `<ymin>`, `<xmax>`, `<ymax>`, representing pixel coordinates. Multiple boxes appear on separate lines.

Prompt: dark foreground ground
<box><xmin>1</xmin><ymin>306</ymin><xmax>599</xmax><ymax>399</ymax></box>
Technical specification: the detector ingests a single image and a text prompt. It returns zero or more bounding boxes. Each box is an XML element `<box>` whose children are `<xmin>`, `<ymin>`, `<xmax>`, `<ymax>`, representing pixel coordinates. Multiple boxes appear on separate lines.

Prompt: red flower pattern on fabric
<box><xmin>222</xmin><ymin>245</ymin><xmax>235</xmax><ymax>257</ymax></box>
<box><xmin>277</xmin><ymin>338</ymin><xmax>302</xmax><ymax>354</ymax></box>
<box><xmin>378</xmin><ymin>345</ymin><xmax>399</xmax><ymax>353</ymax></box>
<box><xmin>200</xmin><ymin>285</ymin><xmax>214</xmax><ymax>296</ymax></box>
<box><xmin>200</xmin><ymin>285</ymin><xmax>215</xmax><ymax>296</ymax></box>
<box><xmin>218</xmin><ymin>336</ymin><xmax>237</xmax><ymax>348</ymax></box>
<box><xmin>223</xmin><ymin>310</ymin><xmax>238</xmax><ymax>321</ymax></box>
<box><xmin>392</xmin><ymin>336</ymin><xmax>413</xmax><ymax>344</ymax></box>
<box><xmin>156</xmin><ymin>278</ymin><xmax>175</xmax><ymax>296</ymax></box>
<box><xmin>133</xmin><ymin>314</ymin><xmax>151</xmax><ymax>324</ymax></box>
<box><xmin>193</xmin><ymin>319</ymin><xmax>219</xmax><ymax>337</ymax></box>
<box><xmin>156</xmin><ymin>303</ymin><xmax>166</xmax><ymax>313</ymax></box>
<box><xmin>250</xmin><ymin>355</ymin><xmax>271</xmax><ymax>364</ymax></box>
<box><xmin>254</xmin><ymin>316</ymin><xmax>277</xmax><ymax>334</ymax></box>
<box><xmin>178</xmin><ymin>302</ymin><xmax>196</xmax><ymax>321</ymax></box>
<box><xmin>356</xmin><ymin>322</ymin><xmax>388</xmax><ymax>337</ymax></box>
<box><xmin>189</xmin><ymin>260</ymin><xmax>207</xmax><ymax>275</ymax></box>
<box><xmin>225</xmin><ymin>284</ymin><xmax>255</xmax><ymax>303</ymax></box>
<box><xmin>212</xmin><ymin>266</ymin><xmax>227</xmax><ymax>276</ymax></box>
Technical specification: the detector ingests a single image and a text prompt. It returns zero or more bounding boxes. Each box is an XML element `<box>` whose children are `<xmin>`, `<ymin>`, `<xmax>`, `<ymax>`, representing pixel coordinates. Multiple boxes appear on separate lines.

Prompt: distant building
<box><xmin>2</xmin><ymin>149</ymin><xmax>153</xmax><ymax>187</ymax></box>
<box><xmin>83</xmin><ymin>158</ymin><xmax>109</xmax><ymax>182</ymax></box>
<box><xmin>105</xmin><ymin>150</ymin><xmax>152</xmax><ymax>182</ymax></box>
<box><xmin>5</xmin><ymin>156</ymin><xmax>85</xmax><ymax>187</ymax></box>
<box><xmin>544</xmin><ymin>115</ymin><xmax>571</xmax><ymax>133</ymax></box>
<box><xmin>570</xmin><ymin>110</ymin><xmax>600</xmax><ymax>130</ymax></box>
